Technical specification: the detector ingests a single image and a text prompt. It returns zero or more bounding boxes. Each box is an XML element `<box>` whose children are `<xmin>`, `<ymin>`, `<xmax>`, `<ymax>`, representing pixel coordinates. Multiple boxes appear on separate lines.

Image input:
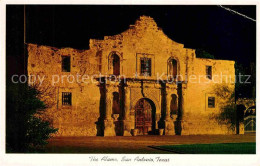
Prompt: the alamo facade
<box><xmin>27</xmin><ymin>16</ymin><xmax>239</xmax><ymax>136</ymax></box>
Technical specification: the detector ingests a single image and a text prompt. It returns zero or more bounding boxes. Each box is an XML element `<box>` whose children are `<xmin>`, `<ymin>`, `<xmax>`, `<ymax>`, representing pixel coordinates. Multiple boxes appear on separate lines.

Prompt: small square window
<box><xmin>208</xmin><ymin>97</ymin><xmax>215</xmax><ymax>108</ymax></box>
<box><xmin>206</xmin><ymin>66</ymin><xmax>212</xmax><ymax>79</ymax></box>
<box><xmin>140</xmin><ymin>57</ymin><xmax>151</xmax><ymax>76</ymax></box>
<box><xmin>62</xmin><ymin>56</ymin><xmax>71</xmax><ymax>72</ymax></box>
<box><xmin>62</xmin><ymin>92</ymin><xmax>72</xmax><ymax>105</ymax></box>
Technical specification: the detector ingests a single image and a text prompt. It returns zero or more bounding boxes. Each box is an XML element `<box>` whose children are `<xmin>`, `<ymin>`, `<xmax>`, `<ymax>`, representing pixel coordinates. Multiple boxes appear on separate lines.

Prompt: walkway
<box><xmin>45</xmin><ymin>133</ymin><xmax>255</xmax><ymax>153</ymax></box>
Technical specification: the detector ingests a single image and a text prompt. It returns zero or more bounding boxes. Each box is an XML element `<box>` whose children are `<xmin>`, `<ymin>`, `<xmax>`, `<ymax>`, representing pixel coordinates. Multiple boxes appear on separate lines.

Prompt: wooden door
<box><xmin>135</xmin><ymin>99</ymin><xmax>152</xmax><ymax>135</ymax></box>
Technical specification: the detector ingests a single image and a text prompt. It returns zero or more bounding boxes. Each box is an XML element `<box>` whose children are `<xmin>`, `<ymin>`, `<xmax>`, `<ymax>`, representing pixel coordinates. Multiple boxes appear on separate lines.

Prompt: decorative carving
<box><xmin>125</xmin><ymin>123</ymin><xmax>131</xmax><ymax>131</ymax></box>
<box><xmin>105</xmin><ymin>120</ymin><xmax>113</xmax><ymax>128</ymax></box>
<box><xmin>171</xmin><ymin>114</ymin><xmax>178</xmax><ymax>121</ymax></box>
<box><xmin>112</xmin><ymin>114</ymin><xmax>119</xmax><ymax>120</ymax></box>
<box><xmin>166</xmin><ymin>123</ymin><xmax>174</xmax><ymax>130</ymax></box>
<box><xmin>156</xmin><ymin>113</ymin><xmax>161</xmax><ymax>121</ymax></box>
<box><xmin>130</xmin><ymin>87</ymin><xmax>160</xmax><ymax>110</ymax></box>
<box><xmin>104</xmin><ymin>119</ymin><xmax>116</xmax><ymax>136</ymax></box>
<box><xmin>105</xmin><ymin>88</ymin><xmax>114</xmax><ymax>120</ymax></box>
<box><xmin>165</xmin><ymin>120</ymin><xmax>175</xmax><ymax>135</ymax></box>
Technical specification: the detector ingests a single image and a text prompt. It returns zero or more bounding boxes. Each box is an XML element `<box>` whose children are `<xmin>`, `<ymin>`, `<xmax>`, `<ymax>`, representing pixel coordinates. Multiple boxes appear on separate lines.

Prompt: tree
<box><xmin>6</xmin><ymin>82</ymin><xmax>58</xmax><ymax>152</ymax></box>
<box><xmin>235</xmin><ymin>62</ymin><xmax>254</xmax><ymax>100</ymax></box>
<box><xmin>250</xmin><ymin>62</ymin><xmax>256</xmax><ymax>103</ymax></box>
<box><xmin>195</xmin><ymin>48</ymin><xmax>215</xmax><ymax>59</ymax></box>
<box><xmin>211</xmin><ymin>84</ymin><xmax>245</xmax><ymax>133</ymax></box>
<box><xmin>211</xmin><ymin>84</ymin><xmax>236</xmax><ymax>130</ymax></box>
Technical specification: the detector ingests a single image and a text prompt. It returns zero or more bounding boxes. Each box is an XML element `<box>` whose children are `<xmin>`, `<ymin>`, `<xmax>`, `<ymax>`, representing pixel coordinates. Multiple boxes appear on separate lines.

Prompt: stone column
<box><xmin>105</xmin><ymin>90</ymin><xmax>113</xmax><ymax>120</ymax></box>
<box><xmin>176</xmin><ymin>83</ymin><xmax>184</xmax><ymax>135</ymax></box>
<box><xmin>123</xmin><ymin>86</ymin><xmax>132</xmax><ymax>136</ymax></box>
<box><xmin>165</xmin><ymin>91</ymin><xmax>171</xmax><ymax>121</ymax></box>
<box><xmin>164</xmin><ymin>89</ymin><xmax>175</xmax><ymax>135</ymax></box>
<box><xmin>104</xmin><ymin>86</ymin><xmax>116</xmax><ymax>136</ymax></box>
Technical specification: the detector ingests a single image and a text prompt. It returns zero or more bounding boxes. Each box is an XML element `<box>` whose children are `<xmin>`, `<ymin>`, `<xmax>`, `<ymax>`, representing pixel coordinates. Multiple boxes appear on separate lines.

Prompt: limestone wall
<box><xmin>27</xmin><ymin>44</ymin><xmax>101</xmax><ymax>136</ymax></box>
<box><xmin>89</xmin><ymin>16</ymin><xmax>191</xmax><ymax>80</ymax></box>
<box><xmin>27</xmin><ymin>15</ymin><xmax>237</xmax><ymax>136</ymax></box>
<box><xmin>182</xmin><ymin>57</ymin><xmax>236</xmax><ymax>134</ymax></box>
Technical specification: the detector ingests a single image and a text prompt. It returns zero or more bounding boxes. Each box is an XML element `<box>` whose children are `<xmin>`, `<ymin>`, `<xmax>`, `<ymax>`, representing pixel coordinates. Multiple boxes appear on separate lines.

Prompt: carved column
<box><xmin>165</xmin><ymin>91</ymin><xmax>171</xmax><ymax>121</ymax></box>
<box><xmin>164</xmin><ymin>89</ymin><xmax>175</xmax><ymax>135</ymax></box>
<box><xmin>123</xmin><ymin>86</ymin><xmax>132</xmax><ymax>136</ymax></box>
<box><xmin>124</xmin><ymin>86</ymin><xmax>130</xmax><ymax>120</ymax></box>
<box><xmin>106</xmin><ymin>90</ymin><xmax>112</xmax><ymax>120</ymax></box>
<box><xmin>104</xmin><ymin>86</ymin><xmax>116</xmax><ymax>136</ymax></box>
<box><xmin>180</xmin><ymin>87</ymin><xmax>185</xmax><ymax>134</ymax></box>
<box><xmin>175</xmin><ymin>83</ymin><xmax>184</xmax><ymax>135</ymax></box>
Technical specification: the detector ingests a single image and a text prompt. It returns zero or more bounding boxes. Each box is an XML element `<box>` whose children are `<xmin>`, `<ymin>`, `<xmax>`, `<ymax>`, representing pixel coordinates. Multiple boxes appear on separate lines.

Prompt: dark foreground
<box><xmin>45</xmin><ymin>133</ymin><xmax>256</xmax><ymax>154</ymax></box>
<box><xmin>156</xmin><ymin>142</ymin><xmax>256</xmax><ymax>154</ymax></box>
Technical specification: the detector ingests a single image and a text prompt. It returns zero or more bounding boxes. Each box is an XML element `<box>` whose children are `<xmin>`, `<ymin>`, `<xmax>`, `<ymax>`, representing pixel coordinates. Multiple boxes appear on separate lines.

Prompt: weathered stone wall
<box><xmin>28</xmin><ymin>44</ymin><xmax>101</xmax><ymax>136</ymax></box>
<box><xmin>27</xmin><ymin>15</ymin><xmax>237</xmax><ymax>136</ymax></box>
<box><xmin>89</xmin><ymin>16</ymin><xmax>190</xmax><ymax>80</ymax></box>
<box><xmin>183</xmin><ymin>57</ymin><xmax>236</xmax><ymax>134</ymax></box>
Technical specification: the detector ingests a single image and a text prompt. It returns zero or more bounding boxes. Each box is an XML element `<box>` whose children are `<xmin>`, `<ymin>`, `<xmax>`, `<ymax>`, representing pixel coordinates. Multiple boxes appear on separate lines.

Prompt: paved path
<box><xmin>45</xmin><ymin>133</ymin><xmax>255</xmax><ymax>153</ymax></box>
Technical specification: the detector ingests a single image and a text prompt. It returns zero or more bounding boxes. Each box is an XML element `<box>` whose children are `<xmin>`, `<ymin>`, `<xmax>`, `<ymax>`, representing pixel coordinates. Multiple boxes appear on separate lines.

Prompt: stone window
<box><xmin>108</xmin><ymin>52</ymin><xmax>121</xmax><ymax>76</ymax></box>
<box><xmin>140</xmin><ymin>57</ymin><xmax>151</xmax><ymax>76</ymax></box>
<box><xmin>206</xmin><ymin>66</ymin><xmax>212</xmax><ymax>79</ymax></box>
<box><xmin>62</xmin><ymin>56</ymin><xmax>71</xmax><ymax>72</ymax></box>
<box><xmin>208</xmin><ymin>97</ymin><xmax>215</xmax><ymax>108</ymax></box>
<box><xmin>112</xmin><ymin>54</ymin><xmax>120</xmax><ymax>76</ymax></box>
<box><xmin>62</xmin><ymin>92</ymin><xmax>72</xmax><ymax>105</ymax></box>
<box><xmin>168</xmin><ymin>59</ymin><xmax>178</xmax><ymax>78</ymax></box>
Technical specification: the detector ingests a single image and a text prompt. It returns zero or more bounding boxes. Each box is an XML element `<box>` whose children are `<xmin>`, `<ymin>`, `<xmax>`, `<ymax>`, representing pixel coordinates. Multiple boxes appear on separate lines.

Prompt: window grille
<box><xmin>62</xmin><ymin>92</ymin><xmax>72</xmax><ymax>105</ymax></box>
<box><xmin>140</xmin><ymin>57</ymin><xmax>151</xmax><ymax>76</ymax></box>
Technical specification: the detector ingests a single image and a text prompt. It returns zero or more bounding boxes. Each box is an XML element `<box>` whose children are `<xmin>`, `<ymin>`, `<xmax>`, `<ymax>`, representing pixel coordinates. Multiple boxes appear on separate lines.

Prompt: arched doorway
<box><xmin>135</xmin><ymin>98</ymin><xmax>156</xmax><ymax>135</ymax></box>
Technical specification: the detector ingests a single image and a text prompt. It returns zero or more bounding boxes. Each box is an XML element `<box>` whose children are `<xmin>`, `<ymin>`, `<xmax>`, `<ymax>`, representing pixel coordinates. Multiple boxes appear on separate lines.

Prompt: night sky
<box><xmin>6</xmin><ymin>5</ymin><xmax>256</xmax><ymax>76</ymax></box>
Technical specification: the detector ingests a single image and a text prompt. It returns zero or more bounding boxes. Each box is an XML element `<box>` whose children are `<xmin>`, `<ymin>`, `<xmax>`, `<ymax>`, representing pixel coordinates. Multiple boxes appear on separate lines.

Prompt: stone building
<box><xmin>27</xmin><ymin>16</ymin><xmax>238</xmax><ymax>136</ymax></box>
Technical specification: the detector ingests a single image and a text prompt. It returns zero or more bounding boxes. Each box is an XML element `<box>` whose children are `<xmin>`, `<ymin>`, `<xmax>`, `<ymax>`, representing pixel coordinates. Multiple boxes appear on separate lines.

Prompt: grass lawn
<box><xmin>156</xmin><ymin>142</ymin><xmax>256</xmax><ymax>154</ymax></box>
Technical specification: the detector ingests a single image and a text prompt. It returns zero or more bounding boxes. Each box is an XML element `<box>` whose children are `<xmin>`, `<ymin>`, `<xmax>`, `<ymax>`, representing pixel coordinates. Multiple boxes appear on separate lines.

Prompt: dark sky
<box><xmin>6</xmin><ymin>5</ymin><xmax>256</xmax><ymax>76</ymax></box>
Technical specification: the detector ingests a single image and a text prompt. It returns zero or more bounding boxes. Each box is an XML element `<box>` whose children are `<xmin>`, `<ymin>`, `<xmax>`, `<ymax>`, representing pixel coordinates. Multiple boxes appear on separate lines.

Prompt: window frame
<box><xmin>136</xmin><ymin>53</ymin><xmax>155</xmax><ymax>77</ymax></box>
<box><xmin>208</xmin><ymin>96</ymin><xmax>215</xmax><ymax>108</ymax></box>
<box><xmin>167</xmin><ymin>58</ymin><xmax>178</xmax><ymax>78</ymax></box>
<box><xmin>62</xmin><ymin>92</ymin><xmax>72</xmax><ymax>106</ymax></box>
<box><xmin>112</xmin><ymin>54</ymin><xmax>120</xmax><ymax>76</ymax></box>
<box><xmin>140</xmin><ymin>57</ymin><xmax>152</xmax><ymax>76</ymax></box>
<box><xmin>206</xmin><ymin>65</ymin><xmax>212</xmax><ymax>79</ymax></box>
<box><xmin>62</xmin><ymin>56</ymin><xmax>71</xmax><ymax>72</ymax></box>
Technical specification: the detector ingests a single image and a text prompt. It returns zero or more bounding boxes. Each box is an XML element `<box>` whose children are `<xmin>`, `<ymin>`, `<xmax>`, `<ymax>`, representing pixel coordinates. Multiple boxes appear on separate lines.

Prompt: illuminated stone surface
<box><xmin>27</xmin><ymin>16</ymin><xmax>239</xmax><ymax>136</ymax></box>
